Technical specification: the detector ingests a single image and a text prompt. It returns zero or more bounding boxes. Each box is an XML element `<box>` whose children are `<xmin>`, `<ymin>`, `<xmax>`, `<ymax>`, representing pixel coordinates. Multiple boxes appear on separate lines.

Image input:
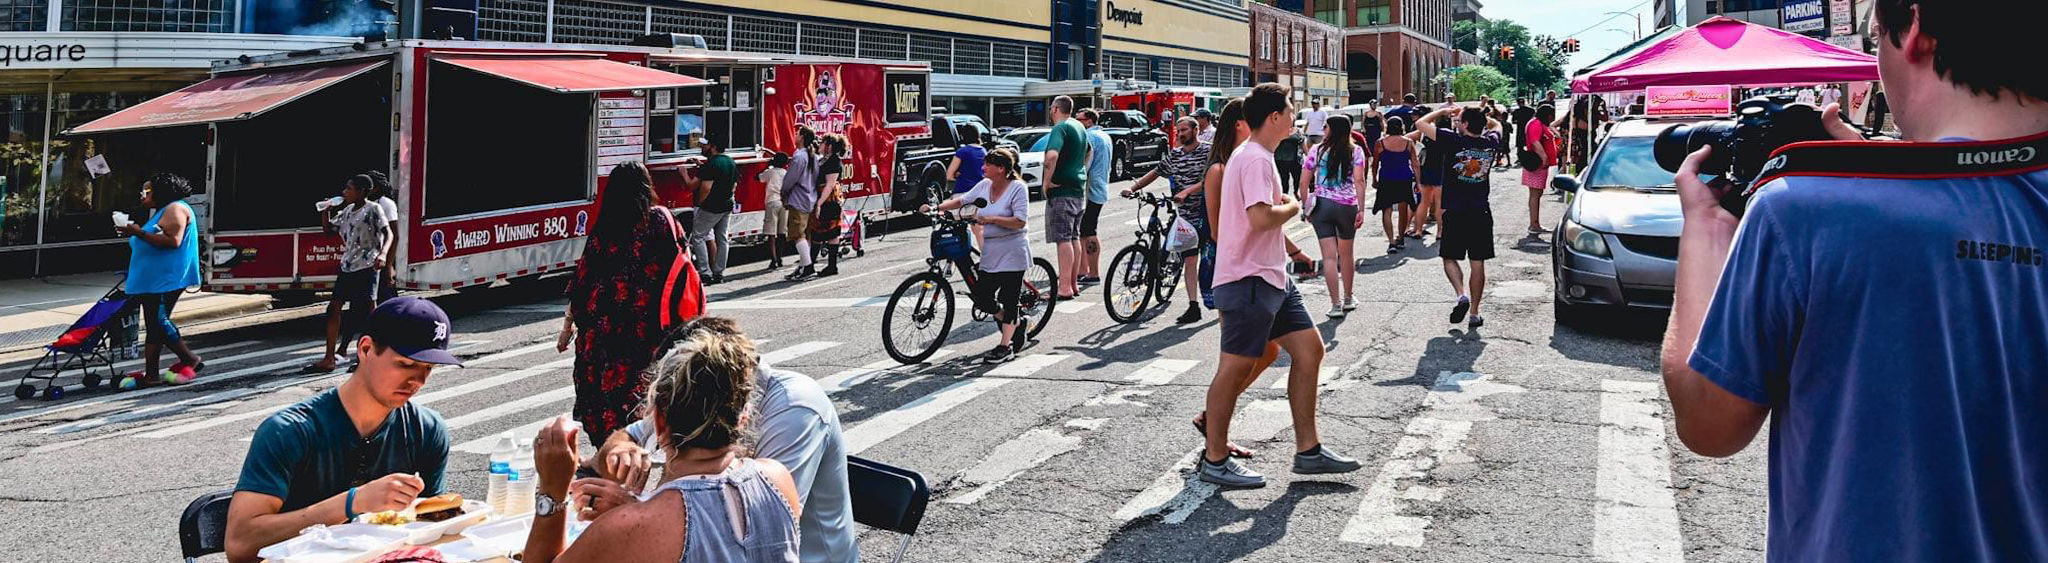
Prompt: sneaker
<box><xmin>1012</xmin><ymin>318</ymin><xmax>1029</xmax><ymax>350</ymax></box>
<box><xmin>1386</xmin><ymin>244</ymin><xmax>1399</xmax><ymax>255</ymax></box>
<box><xmin>1326</xmin><ymin>307</ymin><xmax>1346</xmax><ymax>319</ymax></box>
<box><xmin>1344</xmin><ymin>297</ymin><xmax>1358</xmax><ymax>311</ymax></box>
<box><xmin>982</xmin><ymin>344</ymin><xmax>1015</xmax><ymax>364</ymax></box>
<box><xmin>1293</xmin><ymin>445</ymin><xmax>1364</xmax><ymax>474</ymax></box>
<box><xmin>1467</xmin><ymin>315</ymin><xmax>1485</xmax><ymax>329</ymax></box>
<box><xmin>784</xmin><ymin>265</ymin><xmax>814</xmax><ymax>281</ymax></box>
<box><xmin>1175</xmin><ymin>303</ymin><xmax>1202</xmax><ymax>324</ymax></box>
<box><xmin>118</xmin><ymin>371</ymin><xmax>149</xmax><ymax>390</ymax></box>
<box><xmin>161</xmin><ymin>364</ymin><xmax>198</xmax><ymax>385</ymax></box>
<box><xmin>1197</xmin><ymin>456</ymin><xmax>1267</xmax><ymax>488</ymax></box>
<box><xmin>1450</xmin><ymin>295</ymin><xmax>1471</xmax><ymax>324</ymax></box>
<box><xmin>1077</xmin><ymin>275</ymin><xmax>1102</xmax><ymax>286</ymax></box>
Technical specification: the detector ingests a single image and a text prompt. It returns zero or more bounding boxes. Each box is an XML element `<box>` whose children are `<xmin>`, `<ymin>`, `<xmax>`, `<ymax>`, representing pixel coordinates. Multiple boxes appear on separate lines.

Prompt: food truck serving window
<box><xmin>424</xmin><ymin>63</ymin><xmax>594</xmax><ymax>220</ymax></box>
<box><xmin>650</xmin><ymin>65</ymin><xmax>762</xmax><ymax>156</ymax></box>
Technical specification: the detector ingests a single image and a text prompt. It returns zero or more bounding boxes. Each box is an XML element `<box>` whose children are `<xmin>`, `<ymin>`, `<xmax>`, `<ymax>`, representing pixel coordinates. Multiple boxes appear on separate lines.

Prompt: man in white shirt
<box><xmin>1302</xmin><ymin>100</ymin><xmax>1329</xmax><ymax>145</ymax></box>
<box><xmin>1195</xmin><ymin>108</ymin><xmax>1217</xmax><ymax>144</ymax></box>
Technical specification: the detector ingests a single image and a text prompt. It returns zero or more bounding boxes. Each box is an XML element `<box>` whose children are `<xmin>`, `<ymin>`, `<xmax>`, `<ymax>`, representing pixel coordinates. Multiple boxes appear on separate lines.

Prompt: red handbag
<box><xmin>652</xmin><ymin>207</ymin><xmax>706</xmax><ymax>328</ymax></box>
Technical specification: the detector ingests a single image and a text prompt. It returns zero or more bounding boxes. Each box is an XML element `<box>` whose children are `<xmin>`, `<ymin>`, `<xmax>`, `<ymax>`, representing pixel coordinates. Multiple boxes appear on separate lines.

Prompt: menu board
<box><xmin>596</xmin><ymin>94</ymin><xmax>647</xmax><ymax>177</ymax></box>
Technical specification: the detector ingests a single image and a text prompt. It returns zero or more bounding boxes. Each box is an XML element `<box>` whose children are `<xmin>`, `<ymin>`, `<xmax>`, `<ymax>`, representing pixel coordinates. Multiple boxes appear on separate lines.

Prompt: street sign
<box><xmin>1784</xmin><ymin>0</ymin><xmax>1825</xmax><ymax>34</ymax></box>
<box><xmin>1827</xmin><ymin>34</ymin><xmax>1862</xmax><ymax>50</ymax></box>
<box><xmin>1829</xmin><ymin>0</ymin><xmax>1854</xmax><ymax>36</ymax></box>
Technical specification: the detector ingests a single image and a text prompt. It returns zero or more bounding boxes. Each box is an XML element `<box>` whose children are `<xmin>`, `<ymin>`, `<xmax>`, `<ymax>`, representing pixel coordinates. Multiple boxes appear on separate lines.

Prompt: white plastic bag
<box><xmin>1165</xmin><ymin>216</ymin><xmax>1199</xmax><ymax>253</ymax></box>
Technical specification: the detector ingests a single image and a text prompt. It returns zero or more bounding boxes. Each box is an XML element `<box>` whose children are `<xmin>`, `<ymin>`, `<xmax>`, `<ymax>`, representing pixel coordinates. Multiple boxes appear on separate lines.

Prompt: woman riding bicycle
<box><xmin>921</xmin><ymin>148</ymin><xmax>1032</xmax><ymax>364</ymax></box>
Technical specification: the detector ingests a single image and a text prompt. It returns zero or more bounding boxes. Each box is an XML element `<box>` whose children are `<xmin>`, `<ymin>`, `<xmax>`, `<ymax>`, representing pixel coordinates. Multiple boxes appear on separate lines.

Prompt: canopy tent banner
<box><xmin>1572</xmin><ymin>16</ymin><xmax>1877</xmax><ymax>94</ymax></box>
<box><xmin>66</xmin><ymin>60</ymin><xmax>387</xmax><ymax>135</ymax></box>
<box><xmin>1645</xmin><ymin>85</ymin><xmax>1733</xmax><ymax>116</ymax></box>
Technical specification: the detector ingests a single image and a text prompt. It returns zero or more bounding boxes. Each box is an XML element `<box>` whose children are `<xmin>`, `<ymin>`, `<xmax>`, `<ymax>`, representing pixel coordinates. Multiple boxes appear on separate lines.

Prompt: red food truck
<box><xmin>67</xmin><ymin>40</ymin><xmax>931</xmax><ymax>293</ymax></box>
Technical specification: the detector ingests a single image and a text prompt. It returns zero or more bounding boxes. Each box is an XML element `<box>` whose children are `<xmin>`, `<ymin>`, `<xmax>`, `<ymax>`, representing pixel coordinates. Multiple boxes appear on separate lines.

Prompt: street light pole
<box><xmin>1603</xmin><ymin>10</ymin><xmax>1642</xmax><ymax>39</ymax></box>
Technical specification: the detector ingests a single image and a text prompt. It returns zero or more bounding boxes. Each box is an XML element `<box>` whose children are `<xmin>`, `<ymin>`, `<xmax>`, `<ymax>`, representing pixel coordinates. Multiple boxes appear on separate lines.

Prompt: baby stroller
<box><xmin>12</xmin><ymin>279</ymin><xmax>132</xmax><ymax>400</ymax></box>
<box><xmin>813</xmin><ymin>199</ymin><xmax>866</xmax><ymax>259</ymax></box>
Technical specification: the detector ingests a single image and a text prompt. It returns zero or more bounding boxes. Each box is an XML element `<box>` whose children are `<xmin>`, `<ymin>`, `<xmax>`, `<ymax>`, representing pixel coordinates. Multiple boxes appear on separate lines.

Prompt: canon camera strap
<box><xmin>1749</xmin><ymin>130</ymin><xmax>2048</xmax><ymax>193</ymax></box>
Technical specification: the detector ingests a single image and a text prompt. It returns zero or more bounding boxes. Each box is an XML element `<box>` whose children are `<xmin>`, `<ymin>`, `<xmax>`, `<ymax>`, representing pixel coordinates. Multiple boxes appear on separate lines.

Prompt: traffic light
<box><xmin>1498</xmin><ymin>46</ymin><xmax>1516</xmax><ymax>60</ymax></box>
<box><xmin>1563</xmin><ymin>38</ymin><xmax>1581</xmax><ymax>54</ymax></box>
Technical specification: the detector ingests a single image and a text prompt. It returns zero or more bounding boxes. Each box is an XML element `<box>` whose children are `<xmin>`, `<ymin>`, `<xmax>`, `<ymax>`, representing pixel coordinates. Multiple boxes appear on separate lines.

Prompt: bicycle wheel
<box><xmin>1153</xmin><ymin>248</ymin><xmax>1184</xmax><ymax>307</ymax></box>
<box><xmin>1021</xmin><ymin>258</ymin><xmax>1057</xmax><ymax>339</ymax></box>
<box><xmin>882</xmin><ymin>272</ymin><xmax>954</xmax><ymax>364</ymax></box>
<box><xmin>1103</xmin><ymin>244</ymin><xmax>1155</xmax><ymax>323</ymax></box>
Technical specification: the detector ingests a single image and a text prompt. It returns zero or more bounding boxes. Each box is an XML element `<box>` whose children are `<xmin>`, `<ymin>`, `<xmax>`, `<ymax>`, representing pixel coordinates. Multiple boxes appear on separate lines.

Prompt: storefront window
<box><xmin>1312</xmin><ymin>0</ymin><xmax>1342</xmax><ymax>26</ymax></box>
<box><xmin>992</xmin><ymin>100</ymin><xmax>1043</xmax><ymax>129</ymax></box>
<box><xmin>2</xmin><ymin>91</ymin><xmax>48</xmax><ymax>248</ymax></box>
<box><xmin>45</xmin><ymin>90</ymin><xmax>203</xmax><ymax>245</ymax></box>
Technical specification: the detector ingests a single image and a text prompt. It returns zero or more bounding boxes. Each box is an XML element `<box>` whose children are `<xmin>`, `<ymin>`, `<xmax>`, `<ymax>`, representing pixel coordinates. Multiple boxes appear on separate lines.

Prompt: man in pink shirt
<box><xmin>1199</xmin><ymin>83</ymin><xmax>1363</xmax><ymax>489</ymax></box>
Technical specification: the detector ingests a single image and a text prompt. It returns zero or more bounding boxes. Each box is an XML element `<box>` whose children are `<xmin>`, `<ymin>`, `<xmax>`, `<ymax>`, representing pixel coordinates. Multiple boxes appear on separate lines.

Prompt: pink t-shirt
<box><xmin>1215</xmin><ymin>141</ymin><xmax>1290</xmax><ymax>291</ymax></box>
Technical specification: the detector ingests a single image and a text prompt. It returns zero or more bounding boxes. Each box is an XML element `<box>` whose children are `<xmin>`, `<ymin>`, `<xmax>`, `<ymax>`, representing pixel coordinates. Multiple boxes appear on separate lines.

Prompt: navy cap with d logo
<box><xmin>363</xmin><ymin>296</ymin><xmax>463</xmax><ymax>366</ymax></box>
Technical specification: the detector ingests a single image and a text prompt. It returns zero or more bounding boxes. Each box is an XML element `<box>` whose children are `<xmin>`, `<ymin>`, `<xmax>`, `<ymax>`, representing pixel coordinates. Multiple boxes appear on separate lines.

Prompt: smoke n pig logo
<box><xmin>795</xmin><ymin>69</ymin><xmax>854</xmax><ymax>136</ymax></box>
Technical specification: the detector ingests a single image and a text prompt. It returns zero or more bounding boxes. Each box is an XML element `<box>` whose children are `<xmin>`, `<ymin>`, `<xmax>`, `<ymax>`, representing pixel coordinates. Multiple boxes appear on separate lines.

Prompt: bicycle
<box><xmin>1103</xmin><ymin>191</ymin><xmax>1189</xmax><ymax>323</ymax></box>
<box><xmin>881</xmin><ymin>205</ymin><xmax>1057</xmax><ymax>365</ymax></box>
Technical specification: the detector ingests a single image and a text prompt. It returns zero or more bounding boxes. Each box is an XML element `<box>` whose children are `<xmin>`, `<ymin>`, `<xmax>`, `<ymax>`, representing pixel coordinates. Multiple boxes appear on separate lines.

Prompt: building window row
<box><xmin>478</xmin><ymin>1</ymin><xmax>1046</xmax><ymax>78</ymax></box>
<box><xmin>1</xmin><ymin>0</ymin><xmax>238</xmax><ymax>33</ymax></box>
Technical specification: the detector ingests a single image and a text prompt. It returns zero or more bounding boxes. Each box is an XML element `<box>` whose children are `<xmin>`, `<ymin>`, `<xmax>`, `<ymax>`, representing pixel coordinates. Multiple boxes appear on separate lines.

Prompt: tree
<box><xmin>1434</xmin><ymin>65</ymin><xmax>1514</xmax><ymax>101</ymax></box>
<box><xmin>1452</xmin><ymin>20</ymin><xmax>1482</xmax><ymax>52</ymax></box>
<box><xmin>1476</xmin><ymin>20</ymin><xmax>1568</xmax><ymax>100</ymax></box>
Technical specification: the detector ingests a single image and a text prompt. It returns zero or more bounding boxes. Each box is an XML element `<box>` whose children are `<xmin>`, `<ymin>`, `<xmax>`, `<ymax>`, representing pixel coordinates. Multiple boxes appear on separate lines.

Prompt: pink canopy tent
<box><xmin>1573</xmin><ymin>16</ymin><xmax>1878</xmax><ymax>93</ymax></box>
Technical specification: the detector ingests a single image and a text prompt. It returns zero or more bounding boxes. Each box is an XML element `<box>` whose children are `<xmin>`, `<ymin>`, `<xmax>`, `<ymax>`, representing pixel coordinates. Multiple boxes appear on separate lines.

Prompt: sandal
<box><xmin>299</xmin><ymin>362</ymin><xmax>337</xmax><ymax>375</ymax></box>
<box><xmin>162</xmin><ymin>364</ymin><xmax>199</xmax><ymax>385</ymax></box>
<box><xmin>118</xmin><ymin>371</ymin><xmax>152</xmax><ymax>390</ymax></box>
<box><xmin>1192</xmin><ymin>416</ymin><xmax>1256</xmax><ymax>458</ymax></box>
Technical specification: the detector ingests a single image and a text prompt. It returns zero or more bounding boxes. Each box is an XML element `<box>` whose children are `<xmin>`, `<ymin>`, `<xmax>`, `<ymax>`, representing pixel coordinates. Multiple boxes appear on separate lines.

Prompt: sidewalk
<box><xmin>0</xmin><ymin>273</ymin><xmax>274</xmax><ymax>355</ymax></box>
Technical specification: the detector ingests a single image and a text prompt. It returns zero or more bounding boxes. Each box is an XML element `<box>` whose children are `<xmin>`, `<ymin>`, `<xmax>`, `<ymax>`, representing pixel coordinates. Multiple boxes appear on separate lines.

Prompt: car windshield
<box><xmin>1585</xmin><ymin>136</ymin><xmax>1675</xmax><ymax>189</ymax></box>
<box><xmin>1005</xmin><ymin>131</ymin><xmax>1048</xmax><ymax>152</ymax></box>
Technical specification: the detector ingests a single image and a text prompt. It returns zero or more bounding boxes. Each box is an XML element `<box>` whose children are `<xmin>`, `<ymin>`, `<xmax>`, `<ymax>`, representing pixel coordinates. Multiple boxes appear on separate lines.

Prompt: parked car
<box><xmin>1001</xmin><ymin>126</ymin><xmax>1051</xmax><ymax>197</ymax></box>
<box><xmin>896</xmin><ymin>113</ymin><xmax>1018</xmax><ymax>209</ymax></box>
<box><xmin>1093</xmin><ymin>109</ymin><xmax>1168</xmax><ymax>180</ymax></box>
<box><xmin>1550</xmin><ymin>118</ymin><xmax>1705</xmax><ymax>326</ymax></box>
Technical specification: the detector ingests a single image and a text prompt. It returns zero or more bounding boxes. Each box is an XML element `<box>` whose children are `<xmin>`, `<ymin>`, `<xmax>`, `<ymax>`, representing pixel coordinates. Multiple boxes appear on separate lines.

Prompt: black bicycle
<box><xmin>881</xmin><ymin>206</ymin><xmax>1057</xmax><ymax>365</ymax></box>
<box><xmin>1103</xmin><ymin>191</ymin><xmax>1188</xmax><ymax>323</ymax></box>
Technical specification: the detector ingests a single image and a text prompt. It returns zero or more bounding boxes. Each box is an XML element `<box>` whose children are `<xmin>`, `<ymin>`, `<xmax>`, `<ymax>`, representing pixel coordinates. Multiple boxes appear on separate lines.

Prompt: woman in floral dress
<box><xmin>558</xmin><ymin>162</ymin><xmax>680</xmax><ymax>443</ymax></box>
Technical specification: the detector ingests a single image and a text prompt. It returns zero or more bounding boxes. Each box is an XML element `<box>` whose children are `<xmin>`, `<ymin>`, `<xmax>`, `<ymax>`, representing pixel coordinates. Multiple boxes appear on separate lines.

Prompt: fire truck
<box><xmin>67</xmin><ymin>40</ymin><xmax>931</xmax><ymax>293</ymax></box>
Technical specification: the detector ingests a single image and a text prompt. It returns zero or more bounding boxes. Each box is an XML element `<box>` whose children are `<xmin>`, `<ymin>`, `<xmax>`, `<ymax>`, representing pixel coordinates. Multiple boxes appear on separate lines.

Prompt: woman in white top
<box><xmin>922</xmin><ymin>148</ymin><xmax>1032</xmax><ymax>364</ymax></box>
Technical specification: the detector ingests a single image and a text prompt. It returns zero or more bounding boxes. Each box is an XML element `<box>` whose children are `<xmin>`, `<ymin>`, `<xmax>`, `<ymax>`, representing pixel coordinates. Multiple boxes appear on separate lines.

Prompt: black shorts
<box><xmin>1214</xmin><ymin>278</ymin><xmax>1315</xmax><ymax>358</ymax></box>
<box><xmin>1439</xmin><ymin>209</ymin><xmax>1496</xmax><ymax>261</ymax></box>
<box><xmin>1373</xmin><ymin>180</ymin><xmax>1415</xmax><ymax>213</ymax></box>
<box><xmin>1308</xmin><ymin>198</ymin><xmax>1358</xmax><ymax>239</ymax></box>
<box><xmin>1080</xmin><ymin>200</ymin><xmax>1104</xmax><ymax>237</ymax></box>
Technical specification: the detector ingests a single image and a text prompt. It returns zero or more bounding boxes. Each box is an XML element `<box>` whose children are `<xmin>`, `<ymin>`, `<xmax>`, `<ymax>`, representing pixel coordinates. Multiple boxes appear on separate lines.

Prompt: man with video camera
<box><xmin>1661</xmin><ymin>1</ymin><xmax>2047</xmax><ymax>560</ymax></box>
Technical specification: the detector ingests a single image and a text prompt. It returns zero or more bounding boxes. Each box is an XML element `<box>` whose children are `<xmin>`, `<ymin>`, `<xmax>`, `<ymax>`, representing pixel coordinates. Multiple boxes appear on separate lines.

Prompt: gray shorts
<box><xmin>1309</xmin><ymin>197</ymin><xmax>1358</xmax><ymax>239</ymax></box>
<box><xmin>1046</xmin><ymin>196</ymin><xmax>1085</xmax><ymax>243</ymax></box>
<box><xmin>1214</xmin><ymin>278</ymin><xmax>1315</xmax><ymax>358</ymax></box>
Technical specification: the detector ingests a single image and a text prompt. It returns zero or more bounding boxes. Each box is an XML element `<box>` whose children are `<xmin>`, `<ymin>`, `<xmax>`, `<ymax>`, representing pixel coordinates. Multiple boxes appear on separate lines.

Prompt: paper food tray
<box><xmin>257</xmin><ymin>523</ymin><xmax>411</xmax><ymax>563</ymax></box>
<box><xmin>353</xmin><ymin>499</ymin><xmax>496</xmax><ymax>544</ymax></box>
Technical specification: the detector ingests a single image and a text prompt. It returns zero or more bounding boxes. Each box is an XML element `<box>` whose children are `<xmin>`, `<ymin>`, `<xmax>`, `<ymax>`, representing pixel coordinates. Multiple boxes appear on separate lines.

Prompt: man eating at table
<box><xmin>224</xmin><ymin>297</ymin><xmax>464</xmax><ymax>563</ymax></box>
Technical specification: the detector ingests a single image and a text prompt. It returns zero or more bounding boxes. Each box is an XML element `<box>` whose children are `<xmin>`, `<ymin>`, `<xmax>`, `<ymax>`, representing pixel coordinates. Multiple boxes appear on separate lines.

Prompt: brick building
<box><xmin>1248</xmin><ymin>2</ymin><xmax>1348</xmax><ymax>107</ymax></box>
<box><xmin>1257</xmin><ymin>0</ymin><xmax>1464</xmax><ymax>105</ymax></box>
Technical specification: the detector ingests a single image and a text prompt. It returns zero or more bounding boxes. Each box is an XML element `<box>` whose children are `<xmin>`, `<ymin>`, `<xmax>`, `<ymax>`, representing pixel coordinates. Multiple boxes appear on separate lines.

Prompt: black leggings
<box><xmin>972</xmin><ymin>269</ymin><xmax>1024</xmax><ymax>324</ymax></box>
<box><xmin>134</xmin><ymin>291</ymin><xmax>184</xmax><ymax>346</ymax></box>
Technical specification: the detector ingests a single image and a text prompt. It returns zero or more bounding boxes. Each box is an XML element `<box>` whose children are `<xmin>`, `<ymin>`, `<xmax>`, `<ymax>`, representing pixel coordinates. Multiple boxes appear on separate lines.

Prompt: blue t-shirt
<box><xmin>235</xmin><ymin>389</ymin><xmax>451</xmax><ymax>513</ymax></box>
<box><xmin>952</xmin><ymin>144</ymin><xmax>986</xmax><ymax>194</ymax></box>
<box><xmin>1084</xmin><ymin>126</ymin><xmax>1114</xmax><ymax>204</ymax></box>
<box><xmin>1688</xmin><ymin>168</ymin><xmax>2048</xmax><ymax>561</ymax></box>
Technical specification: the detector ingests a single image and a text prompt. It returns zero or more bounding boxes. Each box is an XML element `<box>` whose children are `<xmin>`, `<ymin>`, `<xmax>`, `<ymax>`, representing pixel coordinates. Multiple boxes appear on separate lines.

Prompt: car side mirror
<box><xmin>1552</xmin><ymin>174</ymin><xmax>1581</xmax><ymax>193</ymax></box>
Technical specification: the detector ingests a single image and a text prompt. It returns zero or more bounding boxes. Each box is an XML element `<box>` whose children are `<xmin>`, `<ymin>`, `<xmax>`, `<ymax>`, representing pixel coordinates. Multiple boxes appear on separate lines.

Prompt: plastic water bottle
<box><xmin>486</xmin><ymin>433</ymin><xmax>516</xmax><ymax>514</ymax></box>
<box><xmin>510</xmin><ymin>441</ymin><xmax>539</xmax><ymax>515</ymax></box>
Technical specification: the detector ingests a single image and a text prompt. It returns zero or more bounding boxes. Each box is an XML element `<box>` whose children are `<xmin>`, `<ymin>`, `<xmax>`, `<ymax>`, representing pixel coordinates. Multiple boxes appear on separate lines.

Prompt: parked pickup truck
<box><xmin>1095</xmin><ymin>109</ymin><xmax>1168</xmax><ymax>180</ymax></box>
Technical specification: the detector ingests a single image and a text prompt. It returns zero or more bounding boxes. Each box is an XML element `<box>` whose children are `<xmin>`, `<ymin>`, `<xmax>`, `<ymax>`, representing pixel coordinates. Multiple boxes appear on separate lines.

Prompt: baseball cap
<box><xmin>362</xmin><ymin>297</ymin><xmax>463</xmax><ymax>366</ymax></box>
<box><xmin>1193</xmin><ymin>108</ymin><xmax>1214</xmax><ymax>119</ymax></box>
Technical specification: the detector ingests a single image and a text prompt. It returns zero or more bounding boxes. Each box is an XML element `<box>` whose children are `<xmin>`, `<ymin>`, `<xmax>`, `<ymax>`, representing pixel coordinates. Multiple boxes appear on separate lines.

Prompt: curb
<box><xmin>0</xmin><ymin>295</ymin><xmax>276</xmax><ymax>359</ymax></box>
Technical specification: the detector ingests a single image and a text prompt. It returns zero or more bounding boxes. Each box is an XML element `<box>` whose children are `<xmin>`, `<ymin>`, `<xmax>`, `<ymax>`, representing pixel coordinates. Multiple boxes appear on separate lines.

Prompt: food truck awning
<box><xmin>66</xmin><ymin>60</ymin><xmax>388</xmax><ymax>135</ymax></box>
<box><xmin>433</xmin><ymin>55</ymin><xmax>706</xmax><ymax>93</ymax></box>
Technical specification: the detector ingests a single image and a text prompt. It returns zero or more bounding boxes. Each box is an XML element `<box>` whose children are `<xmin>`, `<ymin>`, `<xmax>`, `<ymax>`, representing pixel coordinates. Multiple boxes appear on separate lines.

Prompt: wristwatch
<box><xmin>535</xmin><ymin>490</ymin><xmax>564</xmax><ymax>517</ymax></box>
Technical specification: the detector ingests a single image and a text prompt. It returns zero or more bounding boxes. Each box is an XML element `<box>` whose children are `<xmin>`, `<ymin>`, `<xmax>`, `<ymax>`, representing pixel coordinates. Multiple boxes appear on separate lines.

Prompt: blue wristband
<box><xmin>345</xmin><ymin>487</ymin><xmax>358</xmax><ymax>520</ymax></box>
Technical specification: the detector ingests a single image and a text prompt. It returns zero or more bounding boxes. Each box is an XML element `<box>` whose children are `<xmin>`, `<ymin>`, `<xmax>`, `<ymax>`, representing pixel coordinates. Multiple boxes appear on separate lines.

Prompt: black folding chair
<box><xmin>179</xmin><ymin>490</ymin><xmax>235</xmax><ymax>562</ymax></box>
<box><xmin>847</xmin><ymin>455</ymin><xmax>930</xmax><ymax>563</ymax></box>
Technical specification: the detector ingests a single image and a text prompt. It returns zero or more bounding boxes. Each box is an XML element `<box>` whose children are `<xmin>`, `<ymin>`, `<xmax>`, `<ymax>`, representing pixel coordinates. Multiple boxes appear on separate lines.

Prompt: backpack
<box><xmin>651</xmin><ymin>207</ymin><xmax>706</xmax><ymax>328</ymax></box>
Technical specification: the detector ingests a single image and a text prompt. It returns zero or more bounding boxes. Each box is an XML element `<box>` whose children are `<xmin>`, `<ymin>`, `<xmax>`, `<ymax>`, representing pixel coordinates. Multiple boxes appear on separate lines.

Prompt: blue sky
<box><xmin>1482</xmin><ymin>0</ymin><xmax>1658</xmax><ymax>74</ymax></box>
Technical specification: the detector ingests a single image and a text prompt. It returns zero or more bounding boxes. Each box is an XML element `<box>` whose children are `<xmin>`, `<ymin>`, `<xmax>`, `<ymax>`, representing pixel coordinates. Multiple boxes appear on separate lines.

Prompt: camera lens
<box><xmin>1654</xmin><ymin>122</ymin><xmax>1736</xmax><ymax>175</ymax></box>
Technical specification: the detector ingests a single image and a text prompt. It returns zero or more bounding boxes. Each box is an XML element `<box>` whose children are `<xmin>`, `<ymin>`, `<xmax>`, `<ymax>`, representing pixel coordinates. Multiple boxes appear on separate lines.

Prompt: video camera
<box><xmin>1653</xmin><ymin>94</ymin><xmax>1875</xmax><ymax>215</ymax></box>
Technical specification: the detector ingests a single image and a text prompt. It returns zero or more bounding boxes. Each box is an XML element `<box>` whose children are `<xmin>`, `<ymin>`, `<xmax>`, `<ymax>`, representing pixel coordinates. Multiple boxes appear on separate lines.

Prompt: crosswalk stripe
<box><xmin>32</xmin><ymin>349</ymin><xmax>326</xmax><ymax>433</ymax></box>
<box><xmin>0</xmin><ymin>344</ymin><xmax>318</xmax><ymax>425</ymax></box>
<box><xmin>1113</xmin><ymin>399</ymin><xmax>1295</xmax><ymax>524</ymax></box>
<box><xmin>947</xmin><ymin>358</ymin><xmax>1198</xmax><ymax>505</ymax></box>
<box><xmin>454</xmin><ymin>417</ymin><xmax>556</xmax><ymax>454</ymax></box>
<box><xmin>1339</xmin><ymin>371</ymin><xmax>1526</xmax><ymax>546</ymax></box>
<box><xmin>843</xmin><ymin>354</ymin><xmax>1067</xmax><ymax>455</ymax></box>
<box><xmin>0</xmin><ymin>341</ymin><xmax>263</xmax><ymax>406</ymax></box>
<box><xmin>760</xmin><ymin>341</ymin><xmax>840</xmax><ymax>365</ymax></box>
<box><xmin>1593</xmin><ymin>380</ymin><xmax>1683</xmax><ymax>563</ymax></box>
<box><xmin>815</xmin><ymin>351</ymin><xmax>954</xmax><ymax>395</ymax></box>
<box><xmin>136</xmin><ymin>344</ymin><xmax>559</xmax><ymax>439</ymax></box>
<box><xmin>1054</xmin><ymin>301</ymin><xmax>1096</xmax><ymax>314</ymax></box>
<box><xmin>444</xmin><ymin>386</ymin><xmax>577</xmax><ymax>430</ymax></box>
<box><xmin>1266</xmin><ymin>363</ymin><xmax>1344</xmax><ymax>389</ymax></box>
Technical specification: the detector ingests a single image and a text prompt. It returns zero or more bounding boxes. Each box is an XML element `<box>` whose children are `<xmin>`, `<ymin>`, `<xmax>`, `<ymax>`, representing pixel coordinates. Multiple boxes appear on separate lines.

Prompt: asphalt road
<box><xmin>0</xmin><ymin>170</ymin><xmax>1767</xmax><ymax>562</ymax></box>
